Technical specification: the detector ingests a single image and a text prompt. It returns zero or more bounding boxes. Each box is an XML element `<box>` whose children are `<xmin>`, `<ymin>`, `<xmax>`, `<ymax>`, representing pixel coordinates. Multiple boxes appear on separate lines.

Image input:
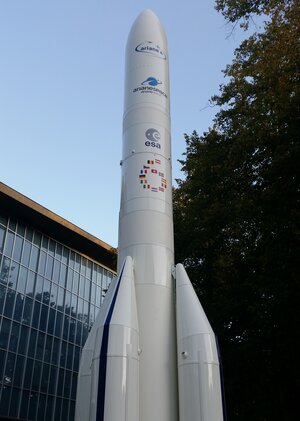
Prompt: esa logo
<box><xmin>145</xmin><ymin>129</ymin><xmax>161</xmax><ymax>149</ymax></box>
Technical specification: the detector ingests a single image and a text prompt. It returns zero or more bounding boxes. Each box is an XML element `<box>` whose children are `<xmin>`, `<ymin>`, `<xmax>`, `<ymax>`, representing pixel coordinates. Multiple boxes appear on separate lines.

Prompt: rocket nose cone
<box><xmin>136</xmin><ymin>8</ymin><xmax>160</xmax><ymax>22</ymax></box>
<box><xmin>126</xmin><ymin>9</ymin><xmax>168</xmax><ymax>57</ymax></box>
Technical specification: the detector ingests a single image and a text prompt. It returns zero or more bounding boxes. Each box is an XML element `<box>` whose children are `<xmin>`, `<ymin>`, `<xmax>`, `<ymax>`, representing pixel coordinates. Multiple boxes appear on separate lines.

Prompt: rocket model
<box><xmin>75</xmin><ymin>9</ymin><xmax>224</xmax><ymax>421</ymax></box>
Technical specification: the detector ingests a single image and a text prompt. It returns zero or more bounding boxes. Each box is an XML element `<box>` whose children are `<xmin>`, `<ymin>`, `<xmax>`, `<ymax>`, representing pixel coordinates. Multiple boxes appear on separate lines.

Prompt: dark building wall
<box><xmin>0</xmin><ymin>186</ymin><xmax>116</xmax><ymax>421</ymax></box>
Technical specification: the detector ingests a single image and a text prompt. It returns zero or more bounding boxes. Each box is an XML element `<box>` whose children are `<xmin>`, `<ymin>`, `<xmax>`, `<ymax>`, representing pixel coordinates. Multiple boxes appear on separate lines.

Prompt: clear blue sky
<box><xmin>0</xmin><ymin>0</ymin><xmax>262</xmax><ymax>247</ymax></box>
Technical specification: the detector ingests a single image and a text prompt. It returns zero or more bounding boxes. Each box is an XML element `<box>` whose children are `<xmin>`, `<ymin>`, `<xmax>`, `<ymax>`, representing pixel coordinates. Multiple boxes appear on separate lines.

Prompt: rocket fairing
<box><xmin>75</xmin><ymin>9</ymin><xmax>224</xmax><ymax>421</ymax></box>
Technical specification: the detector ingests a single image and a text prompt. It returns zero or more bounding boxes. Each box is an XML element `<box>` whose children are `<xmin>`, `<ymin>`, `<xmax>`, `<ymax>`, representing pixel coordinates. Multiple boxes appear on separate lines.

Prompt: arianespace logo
<box><xmin>135</xmin><ymin>41</ymin><xmax>166</xmax><ymax>60</ymax></box>
<box><xmin>133</xmin><ymin>76</ymin><xmax>167</xmax><ymax>98</ymax></box>
<box><xmin>142</xmin><ymin>77</ymin><xmax>162</xmax><ymax>87</ymax></box>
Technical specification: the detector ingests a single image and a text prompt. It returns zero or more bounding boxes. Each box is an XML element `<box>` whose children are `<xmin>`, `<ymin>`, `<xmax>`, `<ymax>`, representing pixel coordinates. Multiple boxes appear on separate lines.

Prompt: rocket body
<box><xmin>119</xmin><ymin>9</ymin><xmax>178</xmax><ymax>421</ymax></box>
<box><xmin>75</xmin><ymin>9</ymin><xmax>224</xmax><ymax>421</ymax></box>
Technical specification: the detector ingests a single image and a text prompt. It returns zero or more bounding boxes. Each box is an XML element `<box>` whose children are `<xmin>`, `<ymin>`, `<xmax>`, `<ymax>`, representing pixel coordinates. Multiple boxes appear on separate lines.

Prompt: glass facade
<box><xmin>0</xmin><ymin>212</ymin><xmax>115</xmax><ymax>421</ymax></box>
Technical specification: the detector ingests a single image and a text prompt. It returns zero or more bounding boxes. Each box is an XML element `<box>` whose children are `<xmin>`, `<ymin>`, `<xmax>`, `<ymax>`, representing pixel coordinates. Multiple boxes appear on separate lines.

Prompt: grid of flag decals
<box><xmin>139</xmin><ymin>159</ymin><xmax>167</xmax><ymax>192</ymax></box>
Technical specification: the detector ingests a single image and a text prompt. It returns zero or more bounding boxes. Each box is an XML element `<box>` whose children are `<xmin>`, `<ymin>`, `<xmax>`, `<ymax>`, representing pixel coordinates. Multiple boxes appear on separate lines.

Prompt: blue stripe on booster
<box><xmin>96</xmin><ymin>262</ymin><xmax>126</xmax><ymax>421</ymax></box>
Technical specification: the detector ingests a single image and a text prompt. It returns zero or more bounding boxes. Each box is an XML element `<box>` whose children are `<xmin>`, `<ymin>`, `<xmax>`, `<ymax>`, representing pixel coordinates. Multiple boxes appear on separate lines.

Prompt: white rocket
<box><xmin>75</xmin><ymin>9</ymin><xmax>224</xmax><ymax>421</ymax></box>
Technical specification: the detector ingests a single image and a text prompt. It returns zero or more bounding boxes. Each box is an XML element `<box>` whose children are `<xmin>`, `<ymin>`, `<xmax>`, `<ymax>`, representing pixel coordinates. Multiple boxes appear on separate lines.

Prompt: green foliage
<box><xmin>215</xmin><ymin>0</ymin><xmax>288</xmax><ymax>28</ymax></box>
<box><xmin>174</xmin><ymin>1</ymin><xmax>300</xmax><ymax>419</ymax></box>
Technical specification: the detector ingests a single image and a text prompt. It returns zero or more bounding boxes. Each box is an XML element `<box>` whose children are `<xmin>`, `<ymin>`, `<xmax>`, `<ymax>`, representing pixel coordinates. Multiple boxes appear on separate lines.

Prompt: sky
<box><xmin>0</xmin><ymin>0</ymin><xmax>263</xmax><ymax>248</ymax></box>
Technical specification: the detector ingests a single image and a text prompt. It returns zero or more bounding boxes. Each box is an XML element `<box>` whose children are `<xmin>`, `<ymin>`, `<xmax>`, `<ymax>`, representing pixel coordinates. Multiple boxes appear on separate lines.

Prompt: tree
<box><xmin>174</xmin><ymin>1</ymin><xmax>300</xmax><ymax>419</ymax></box>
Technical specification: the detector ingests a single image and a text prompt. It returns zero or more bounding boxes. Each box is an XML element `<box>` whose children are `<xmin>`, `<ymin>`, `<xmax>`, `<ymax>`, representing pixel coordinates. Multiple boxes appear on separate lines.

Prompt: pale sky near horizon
<box><xmin>0</xmin><ymin>0</ymin><xmax>264</xmax><ymax>247</ymax></box>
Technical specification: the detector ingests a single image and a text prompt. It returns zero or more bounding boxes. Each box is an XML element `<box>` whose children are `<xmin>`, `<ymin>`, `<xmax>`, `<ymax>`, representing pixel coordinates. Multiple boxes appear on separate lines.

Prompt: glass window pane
<box><xmin>39</xmin><ymin>304</ymin><xmax>48</xmax><ymax>331</ymax></box>
<box><xmin>25</xmin><ymin>226</ymin><xmax>33</xmax><ymax>242</ymax></box>
<box><xmin>69</xmin><ymin>250</ymin><xmax>75</xmax><ymax>269</ymax></box>
<box><xmin>42</xmin><ymin>236</ymin><xmax>48</xmax><ymax>251</ymax></box>
<box><xmin>4</xmin><ymin>230</ymin><xmax>14</xmax><ymax>257</ymax></box>
<box><xmin>16</xmin><ymin>221</ymin><xmax>25</xmax><ymax>236</ymax></box>
<box><xmin>62</xmin><ymin>247</ymin><xmax>69</xmax><ymax>264</ymax></box>
<box><xmin>28</xmin><ymin>329</ymin><xmax>37</xmax><ymax>358</ymax></box>
<box><xmin>24</xmin><ymin>358</ymin><xmax>34</xmax><ymax>388</ymax></box>
<box><xmin>4</xmin><ymin>288</ymin><xmax>15</xmax><ymax>318</ymax></box>
<box><xmin>57</xmin><ymin>368</ymin><xmax>65</xmax><ymax>396</ymax></box>
<box><xmin>0</xmin><ymin>284</ymin><xmax>6</xmax><ymax>315</ymax></box>
<box><xmin>13</xmin><ymin>292</ymin><xmax>25</xmax><ymax>322</ymax></box>
<box><xmin>32</xmin><ymin>360</ymin><xmax>42</xmax><ymax>390</ymax></box>
<box><xmin>21</xmin><ymin>240</ymin><xmax>31</xmax><ymax>266</ymax></box>
<box><xmin>17</xmin><ymin>266</ymin><xmax>27</xmax><ymax>294</ymax></box>
<box><xmin>56</xmin><ymin>243</ymin><xmax>62</xmax><ymax>260</ymax></box>
<box><xmin>63</xmin><ymin>316</ymin><xmax>70</xmax><ymax>341</ymax></box>
<box><xmin>37</xmin><ymin>393</ymin><xmax>47</xmax><ymax>420</ymax></box>
<box><xmin>22</xmin><ymin>296</ymin><xmax>33</xmax><ymax>325</ymax></box>
<box><xmin>4</xmin><ymin>352</ymin><xmax>16</xmax><ymax>386</ymax></box>
<box><xmin>61</xmin><ymin>399</ymin><xmax>69</xmax><ymax>419</ymax></box>
<box><xmin>51</xmin><ymin>338</ymin><xmax>60</xmax><ymax>365</ymax></box>
<box><xmin>9</xmin><ymin>321</ymin><xmax>20</xmax><ymax>352</ymax></box>
<box><xmin>77</xmin><ymin>298</ymin><xmax>83</xmax><ymax>316</ymax></box>
<box><xmin>64</xmin><ymin>370</ymin><xmax>71</xmax><ymax>398</ymax></box>
<box><xmin>33</xmin><ymin>230</ymin><xmax>41</xmax><ymax>247</ymax></box>
<box><xmin>50</xmin><ymin>282</ymin><xmax>58</xmax><ymax>307</ymax></box>
<box><xmin>68</xmin><ymin>317</ymin><xmax>76</xmax><ymax>343</ymax></box>
<box><xmin>55</xmin><ymin>397</ymin><xmax>62</xmax><ymax>420</ymax></box>
<box><xmin>66</xmin><ymin>343</ymin><xmax>74</xmax><ymax>370</ymax></box>
<box><xmin>65</xmin><ymin>291</ymin><xmax>71</xmax><ymax>315</ymax></box>
<box><xmin>47</xmin><ymin>308</ymin><xmax>56</xmax><ymax>335</ymax></box>
<box><xmin>48</xmin><ymin>365</ymin><xmax>58</xmax><ymax>395</ymax></box>
<box><xmin>35</xmin><ymin>274</ymin><xmax>44</xmax><ymax>300</ymax></box>
<box><xmin>13</xmin><ymin>235</ymin><xmax>23</xmax><ymax>262</ymax></box>
<box><xmin>66</xmin><ymin>268</ymin><xmax>73</xmax><ymax>291</ymax></box>
<box><xmin>8</xmin><ymin>218</ymin><xmax>17</xmax><ymax>231</ymax></box>
<box><xmin>57</xmin><ymin>287</ymin><xmax>65</xmax><ymax>309</ymax></box>
<box><xmin>18</xmin><ymin>325</ymin><xmax>29</xmax><ymax>355</ymax></box>
<box><xmin>71</xmin><ymin>294</ymin><xmax>77</xmax><ymax>317</ymax></box>
<box><xmin>28</xmin><ymin>391</ymin><xmax>38</xmax><ymax>421</ymax></box>
<box><xmin>20</xmin><ymin>390</ymin><xmax>30</xmax><ymax>420</ymax></box>
<box><xmin>14</xmin><ymin>355</ymin><xmax>25</xmax><ymax>388</ymax></box>
<box><xmin>46</xmin><ymin>255</ymin><xmax>54</xmax><ymax>279</ymax></box>
<box><xmin>26</xmin><ymin>270</ymin><xmax>35</xmax><ymax>297</ymax></box>
<box><xmin>53</xmin><ymin>259</ymin><xmax>60</xmax><ymax>283</ymax></box>
<box><xmin>38</xmin><ymin>250</ymin><xmax>46</xmax><ymax>275</ymax></box>
<box><xmin>0</xmin><ymin>256</ymin><xmax>10</xmax><ymax>286</ymax></box>
<box><xmin>59</xmin><ymin>264</ymin><xmax>67</xmax><ymax>287</ymax></box>
<box><xmin>46</xmin><ymin>396</ymin><xmax>54</xmax><ymax>421</ymax></box>
<box><xmin>8</xmin><ymin>261</ymin><xmax>19</xmax><ymax>289</ymax></box>
<box><xmin>73</xmin><ymin>271</ymin><xmax>79</xmax><ymax>295</ymax></box>
<box><xmin>0</xmin><ymin>384</ymin><xmax>11</xmax><ymax>416</ymax></box>
<box><xmin>0</xmin><ymin>349</ymin><xmax>6</xmax><ymax>385</ymax></box>
<box><xmin>9</xmin><ymin>387</ymin><xmax>21</xmax><ymax>418</ymax></box>
<box><xmin>43</xmin><ymin>279</ymin><xmax>51</xmax><ymax>304</ymax></box>
<box><xmin>55</xmin><ymin>311</ymin><xmax>63</xmax><ymax>337</ymax></box>
<box><xmin>69</xmin><ymin>400</ymin><xmax>75</xmax><ymax>421</ymax></box>
<box><xmin>60</xmin><ymin>341</ymin><xmax>67</xmax><ymax>367</ymax></box>
<box><xmin>74</xmin><ymin>253</ymin><xmax>80</xmax><ymax>272</ymax></box>
<box><xmin>71</xmin><ymin>372</ymin><xmax>77</xmax><ymax>399</ymax></box>
<box><xmin>0</xmin><ymin>317</ymin><xmax>11</xmax><ymax>348</ymax></box>
<box><xmin>36</xmin><ymin>331</ymin><xmax>45</xmax><ymax>360</ymax></box>
<box><xmin>74</xmin><ymin>346</ymin><xmax>80</xmax><ymax>372</ymax></box>
<box><xmin>0</xmin><ymin>226</ymin><xmax>6</xmax><ymax>252</ymax></box>
<box><xmin>29</xmin><ymin>245</ymin><xmax>39</xmax><ymax>271</ymax></box>
<box><xmin>32</xmin><ymin>300</ymin><xmax>41</xmax><ymax>329</ymax></box>
<box><xmin>41</xmin><ymin>364</ymin><xmax>50</xmax><ymax>393</ymax></box>
<box><xmin>44</xmin><ymin>335</ymin><xmax>53</xmax><ymax>363</ymax></box>
<box><xmin>49</xmin><ymin>239</ymin><xmax>55</xmax><ymax>256</ymax></box>
<box><xmin>87</xmin><ymin>260</ymin><xmax>92</xmax><ymax>279</ymax></box>
<box><xmin>79</xmin><ymin>276</ymin><xmax>85</xmax><ymax>298</ymax></box>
